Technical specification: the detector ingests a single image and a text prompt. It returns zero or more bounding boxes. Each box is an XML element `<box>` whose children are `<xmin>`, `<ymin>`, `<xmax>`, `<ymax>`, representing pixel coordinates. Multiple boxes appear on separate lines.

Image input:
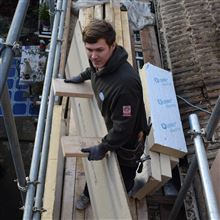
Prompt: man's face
<box><xmin>85</xmin><ymin>38</ymin><xmax>116</xmax><ymax>69</ymax></box>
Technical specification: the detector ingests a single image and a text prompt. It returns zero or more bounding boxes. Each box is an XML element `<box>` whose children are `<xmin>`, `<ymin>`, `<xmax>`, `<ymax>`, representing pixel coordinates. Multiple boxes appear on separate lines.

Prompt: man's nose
<box><xmin>91</xmin><ymin>51</ymin><xmax>98</xmax><ymax>59</ymax></box>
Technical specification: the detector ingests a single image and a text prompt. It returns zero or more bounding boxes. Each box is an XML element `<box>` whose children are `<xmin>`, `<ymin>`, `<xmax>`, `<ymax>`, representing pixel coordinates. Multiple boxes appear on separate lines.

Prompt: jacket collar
<box><xmin>90</xmin><ymin>45</ymin><xmax>128</xmax><ymax>77</ymax></box>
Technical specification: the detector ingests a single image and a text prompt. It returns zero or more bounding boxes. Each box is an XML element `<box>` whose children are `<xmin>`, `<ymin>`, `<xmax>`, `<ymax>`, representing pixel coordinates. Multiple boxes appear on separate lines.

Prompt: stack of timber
<box><xmin>45</xmin><ymin>3</ymin><xmax>149</xmax><ymax>220</ymax></box>
<box><xmin>132</xmin><ymin>22</ymin><xmax>187</xmax><ymax>199</ymax></box>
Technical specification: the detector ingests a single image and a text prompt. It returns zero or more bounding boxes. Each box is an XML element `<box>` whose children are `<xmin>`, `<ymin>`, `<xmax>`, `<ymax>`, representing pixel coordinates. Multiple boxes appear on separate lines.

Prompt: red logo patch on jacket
<box><xmin>122</xmin><ymin>105</ymin><xmax>132</xmax><ymax>117</ymax></box>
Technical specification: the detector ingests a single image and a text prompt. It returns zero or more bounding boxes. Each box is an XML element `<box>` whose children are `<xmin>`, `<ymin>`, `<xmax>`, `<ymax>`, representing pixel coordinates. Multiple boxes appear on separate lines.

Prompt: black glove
<box><xmin>64</xmin><ymin>74</ymin><xmax>84</xmax><ymax>84</ymax></box>
<box><xmin>81</xmin><ymin>144</ymin><xmax>108</xmax><ymax>161</ymax></box>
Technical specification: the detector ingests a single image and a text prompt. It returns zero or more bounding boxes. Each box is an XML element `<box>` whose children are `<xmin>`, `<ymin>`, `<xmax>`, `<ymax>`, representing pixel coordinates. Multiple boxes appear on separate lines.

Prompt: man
<box><xmin>65</xmin><ymin>19</ymin><xmax>151</xmax><ymax>210</ymax></box>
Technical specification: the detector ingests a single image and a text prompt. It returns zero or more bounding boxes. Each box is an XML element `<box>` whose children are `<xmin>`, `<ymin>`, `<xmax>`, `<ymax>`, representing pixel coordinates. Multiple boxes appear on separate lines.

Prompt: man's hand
<box><xmin>64</xmin><ymin>75</ymin><xmax>84</xmax><ymax>84</ymax></box>
<box><xmin>81</xmin><ymin>144</ymin><xmax>108</xmax><ymax>161</ymax></box>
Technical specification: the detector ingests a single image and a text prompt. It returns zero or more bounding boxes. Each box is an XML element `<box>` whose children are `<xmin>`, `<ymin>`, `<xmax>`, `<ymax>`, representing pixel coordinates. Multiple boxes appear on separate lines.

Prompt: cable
<box><xmin>177</xmin><ymin>95</ymin><xmax>211</xmax><ymax>114</ymax></box>
<box><xmin>0</xmin><ymin>44</ymin><xmax>6</xmax><ymax>56</ymax></box>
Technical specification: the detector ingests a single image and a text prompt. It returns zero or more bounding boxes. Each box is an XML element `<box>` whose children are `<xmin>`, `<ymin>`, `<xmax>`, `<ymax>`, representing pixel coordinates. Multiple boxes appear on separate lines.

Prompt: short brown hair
<box><xmin>82</xmin><ymin>19</ymin><xmax>116</xmax><ymax>46</ymax></box>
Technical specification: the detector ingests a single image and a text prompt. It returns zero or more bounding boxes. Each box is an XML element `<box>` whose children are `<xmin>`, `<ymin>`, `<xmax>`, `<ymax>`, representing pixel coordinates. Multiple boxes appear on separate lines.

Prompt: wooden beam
<box><xmin>114</xmin><ymin>7</ymin><xmax>123</xmax><ymax>46</ymax></box>
<box><xmin>83</xmin><ymin>154</ymin><xmax>132</xmax><ymax>219</ymax></box>
<box><xmin>133</xmin><ymin>151</ymin><xmax>162</xmax><ymax>199</ymax></box>
<box><xmin>140</xmin><ymin>26</ymin><xmax>162</xmax><ymax>67</ymax></box>
<box><xmin>94</xmin><ymin>4</ymin><xmax>103</xmax><ymax>19</ymax></box>
<box><xmin>59</xmin><ymin>0</ymin><xmax>72</xmax><ymax>76</ymax></box>
<box><xmin>78</xmin><ymin>8</ymin><xmax>87</xmax><ymax>30</ymax></box>
<box><xmin>42</xmin><ymin>106</ymin><xmax>64</xmax><ymax>220</ymax></box>
<box><xmin>170</xmin><ymin>156</ymin><xmax>179</xmax><ymax>169</ymax></box>
<box><xmin>160</xmin><ymin>154</ymin><xmax>172</xmax><ymax>183</ymax></box>
<box><xmin>85</xmin><ymin>7</ymin><xmax>94</xmax><ymax>26</ymax></box>
<box><xmin>61</xmin><ymin>136</ymin><xmax>101</xmax><ymax>157</ymax></box>
<box><xmin>121</xmin><ymin>11</ymin><xmax>133</xmax><ymax>66</ymax></box>
<box><xmin>136</xmin><ymin>199</ymin><xmax>149</xmax><ymax>220</ymax></box>
<box><xmin>53</xmin><ymin>78</ymin><xmax>93</xmax><ymax>98</ymax></box>
<box><xmin>60</xmin><ymin>157</ymin><xmax>76</xmax><ymax>219</ymax></box>
<box><xmin>105</xmin><ymin>3</ymin><xmax>114</xmax><ymax>26</ymax></box>
<box><xmin>73</xmin><ymin>158</ymin><xmax>88</xmax><ymax>219</ymax></box>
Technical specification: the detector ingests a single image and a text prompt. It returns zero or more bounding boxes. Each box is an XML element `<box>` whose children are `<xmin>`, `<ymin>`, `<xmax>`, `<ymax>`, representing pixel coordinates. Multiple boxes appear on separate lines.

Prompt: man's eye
<box><xmin>96</xmin><ymin>49</ymin><xmax>104</xmax><ymax>52</ymax></box>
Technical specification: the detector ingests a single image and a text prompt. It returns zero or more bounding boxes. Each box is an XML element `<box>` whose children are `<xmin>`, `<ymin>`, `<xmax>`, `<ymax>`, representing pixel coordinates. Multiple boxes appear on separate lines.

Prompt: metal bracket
<box><xmin>33</xmin><ymin>207</ymin><xmax>47</xmax><ymax>213</ymax></box>
<box><xmin>14</xmin><ymin>178</ymin><xmax>28</xmax><ymax>192</ymax></box>
<box><xmin>14</xmin><ymin>177</ymin><xmax>40</xmax><ymax>192</ymax></box>
<box><xmin>188</xmin><ymin>129</ymin><xmax>204</xmax><ymax>137</ymax></box>
<box><xmin>57</xmin><ymin>38</ymin><xmax>63</xmax><ymax>43</ymax></box>
<box><xmin>140</xmin><ymin>154</ymin><xmax>151</xmax><ymax>163</ymax></box>
<box><xmin>136</xmin><ymin>154</ymin><xmax>151</xmax><ymax>164</ymax></box>
<box><xmin>0</xmin><ymin>41</ymin><xmax>21</xmax><ymax>55</ymax></box>
<box><xmin>54</xmin><ymin>8</ymin><xmax>64</xmax><ymax>15</ymax></box>
<box><xmin>188</xmin><ymin>128</ymin><xmax>220</xmax><ymax>148</ymax></box>
<box><xmin>26</xmin><ymin>177</ymin><xmax>40</xmax><ymax>186</ymax></box>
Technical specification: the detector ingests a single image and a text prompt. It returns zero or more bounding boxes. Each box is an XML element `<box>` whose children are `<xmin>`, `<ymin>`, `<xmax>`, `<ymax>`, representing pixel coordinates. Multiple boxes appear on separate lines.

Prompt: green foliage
<box><xmin>38</xmin><ymin>2</ymin><xmax>50</xmax><ymax>22</ymax></box>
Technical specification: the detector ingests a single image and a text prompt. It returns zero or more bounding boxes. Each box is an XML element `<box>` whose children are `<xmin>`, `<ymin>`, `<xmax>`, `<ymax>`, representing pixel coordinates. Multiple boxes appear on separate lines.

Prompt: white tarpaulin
<box><xmin>72</xmin><ymin>0</ymin><xmax>154</xmax><ymax>30</ymax></box>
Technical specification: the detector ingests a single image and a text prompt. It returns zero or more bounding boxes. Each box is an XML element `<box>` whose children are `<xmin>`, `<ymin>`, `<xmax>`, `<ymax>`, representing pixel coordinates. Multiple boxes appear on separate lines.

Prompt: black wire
<box><xmin>0</xmin><ymin>44</ymin><xmax>6</xmax><ymax>56</ymax></box>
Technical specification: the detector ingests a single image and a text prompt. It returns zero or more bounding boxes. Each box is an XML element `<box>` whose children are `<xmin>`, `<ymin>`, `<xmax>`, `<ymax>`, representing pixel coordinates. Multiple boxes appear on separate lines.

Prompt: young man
<box><xmin>65</xmin><ymin>19</ymin><xmax>151</xmax><ymax>209</ymax></box>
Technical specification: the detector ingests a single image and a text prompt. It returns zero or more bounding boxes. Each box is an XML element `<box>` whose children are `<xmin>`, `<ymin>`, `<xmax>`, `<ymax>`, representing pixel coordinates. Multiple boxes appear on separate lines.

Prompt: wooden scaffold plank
<box><xmin>53</xmin><ymin>78</ymin><xmax>93</xmax><ymax>98</ymax></box>
<box><xmin>42</xmin><ymin>105</ymin><xmax>65</xmax><ymax>220</ymax></box>
<box><xmin>121</xmin><ymin>10</ymin><xmax>133</xmax><ymax>66</ymax></box>
<box><xmin>105</xmin><ymin>3</ymin><xmax>114</xmax><ymax>26</ymax></box>
<box><xmin>94</xmin><ymin>4</ymin><xmax>103</xmax><ymax>19</ymax></box>
<box><xmin>114</xmin><ymin>6</ymin><xmax>123</xmax><ymax>46</ymax></box>
<box><xmin>61</xmin><ymin>136</ymin><xmax>101</xmax><ymax>157</ymax></box>
<box><xmin>60</xmin><ymin>157</ymin><xmax>76</xmax><ymax>220</ymax></box>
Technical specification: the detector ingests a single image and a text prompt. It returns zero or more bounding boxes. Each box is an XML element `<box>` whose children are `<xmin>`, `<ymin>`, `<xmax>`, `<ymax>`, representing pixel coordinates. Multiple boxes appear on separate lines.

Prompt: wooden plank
<box><xmin>135</xmin><ymin>153</ymin><xmax>172</xmax><ymax>199</ymax></box>
<box><xmin>114</xmin><ymin>7</ymin><xmax>123</xmax><ymax>46</ymax></box>
<box><xmin>170</xmin><ymin>156</ymin><xmax>179</xmax><ymax>169</ymax></box>
<box><xmin>121</xmin><ymin>11</ymin><xmax>133</xmax><ymax>66</ymax></box>
<box><xmin>133</xmin><ymin>151</ymin><xmax>162</xmax><ymax>199</ymax></box>
<box><xmin>83</xmin><ymin>153</ymin><xmax>132</xmax><ymax>219</ymax></box>
<box><xmin>85</xmin><ymin>7</ymin><xmax>94</xmax><ymax>26</ymax></box>
<box><xmin>59</xmin><ymin>0</ymin><xmax>72</xmax><ymax>76</ymax></box>
<box><xmin>136</xmin><ymin>199</ymin><xmax>149</xmax><ymax>220</ymax></box>
<box><xmin>140</xmin><ymin>26</ymin><xmax>162</xmax><ymax>67</ymax></box>
<box><xmin>69</xmin><ymin>107</ymin><xmax>80</xmax><ymax>136</ymax></box>
<box><xmin>61</xmin><ymin>136</ymin><xmax>101</xmax><ymax>157</ymax></box>
<box><xmin>94</xmin><ymin>4</ymin><xmax>103</xmax><ymax>19</ymax></box>
<box><xmin>210</xmin><ymin>149</ymin><xmax>220</xmax><ymax>210</ymax></box>
<box><xmin>60</xmin><ymin>157</ymin><xmax>76</xmax><ymax>220</ymax></box>
<box><xmin>129</xmin><ymin>198</ymin><xmax>137</xmax><ymax>220</ymax></box>
<box><xmin>148</xmin><ymin>154</ymin><xmax>172</xmax><ymax>194</ymax></box>
<box><xmin>53</xmin><ymin>78</ymin><xmax>93</xmax><ymax>98</ymax></box>
<box><xmin>160</xmin><ymin>154</ymin><xmax>172</xmax><ymax>183</ymax></box>
<box><xmin>78</xmin><ymin>8</ymin><xmax>87</xmax><ymax>30</ymax></box>
<box><xmin>105</xmin><ymin>3</ymin><xmax>114</xmax><ymax>26</ymax></box>
<box><xmin>42</xmin><ymin>106</ymin><xmax>64</xmax><ymax>220</ymax></box>
<box><xmin>73</xmin><ymin>158</ymin><xmax>87</xmax><ymax>220</ymax></box>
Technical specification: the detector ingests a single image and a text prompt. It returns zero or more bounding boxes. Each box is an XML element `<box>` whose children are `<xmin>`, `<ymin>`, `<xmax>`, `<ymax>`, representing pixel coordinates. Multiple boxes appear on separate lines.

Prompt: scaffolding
<box><xmin>0</xmin><ymin>0</ymin><xmax>220</xmax><ymax>219</ymax></box>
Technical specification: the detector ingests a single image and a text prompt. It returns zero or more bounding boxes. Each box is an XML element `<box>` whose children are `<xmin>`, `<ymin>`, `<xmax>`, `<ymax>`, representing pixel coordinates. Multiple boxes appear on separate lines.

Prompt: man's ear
<box><xmin>111</xmin><ymin>42</ymin><xmax>116</xmax><ymax>49</ymax></box>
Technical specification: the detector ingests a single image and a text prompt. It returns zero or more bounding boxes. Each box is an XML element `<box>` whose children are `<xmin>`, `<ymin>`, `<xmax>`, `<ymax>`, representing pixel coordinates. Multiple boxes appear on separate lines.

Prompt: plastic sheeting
<box><xmin>72</xmin><ymin>0</ymin><xmax>154</xmax><ymax>30</ymax></box>
<box><xmin>121</xmin><ymin>0</ymin><xmax>154</xmax><ymax>30</ymax></box>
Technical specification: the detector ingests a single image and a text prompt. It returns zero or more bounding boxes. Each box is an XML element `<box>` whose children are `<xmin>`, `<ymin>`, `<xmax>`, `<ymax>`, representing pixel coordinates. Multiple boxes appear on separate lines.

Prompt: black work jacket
<box><xmin>80</xmin><ymin>46</ymin><xmax>148</xmax><ymax>151</ymax></box>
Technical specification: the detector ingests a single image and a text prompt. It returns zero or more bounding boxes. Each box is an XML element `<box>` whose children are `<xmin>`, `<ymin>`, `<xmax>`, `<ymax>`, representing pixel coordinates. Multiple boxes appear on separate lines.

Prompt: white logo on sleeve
<box><xmin>122</xmin><ymin>105</ymin><xmax>132</xmax><ymax>117</ymax></box>
<box><xmin>99</xmin><ymin>92</ymin><xmax>105</xmax><ymax>101</ymax></box>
